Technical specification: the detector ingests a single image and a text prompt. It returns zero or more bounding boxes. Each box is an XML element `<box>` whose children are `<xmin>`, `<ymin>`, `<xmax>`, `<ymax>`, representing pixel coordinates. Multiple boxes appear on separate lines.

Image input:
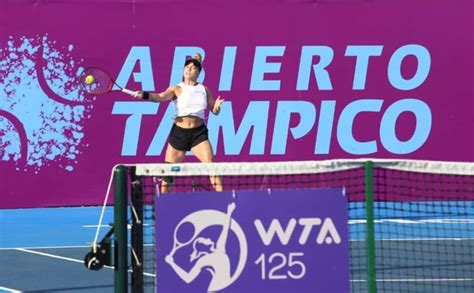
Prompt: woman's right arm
<box><xmin>133</xmin><ymin>86</ymin><xmax>177</xmax><ymax>102</ymax></box>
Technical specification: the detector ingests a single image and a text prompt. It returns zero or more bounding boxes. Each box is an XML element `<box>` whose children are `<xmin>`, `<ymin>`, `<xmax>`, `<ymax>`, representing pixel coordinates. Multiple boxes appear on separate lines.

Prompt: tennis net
<box><xmin>116</xmin><ymin>159</ymin><xmax>474</xmax><ymax>292</ymax></box>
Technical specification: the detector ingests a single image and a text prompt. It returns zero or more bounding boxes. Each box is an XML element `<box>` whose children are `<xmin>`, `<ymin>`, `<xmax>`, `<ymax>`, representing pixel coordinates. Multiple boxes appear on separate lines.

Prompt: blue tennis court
<box><xmin>1</xmin><ymin>204</ymin><xmax>473</xmax><ymax>292</ymax></box>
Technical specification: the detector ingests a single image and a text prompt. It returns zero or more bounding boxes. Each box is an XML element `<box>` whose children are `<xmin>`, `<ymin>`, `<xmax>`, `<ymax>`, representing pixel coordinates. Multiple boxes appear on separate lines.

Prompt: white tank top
<box><xmin>173</xmin><ymin>82</ymin><xmax>207</xmax><ymax>119</ymax></box>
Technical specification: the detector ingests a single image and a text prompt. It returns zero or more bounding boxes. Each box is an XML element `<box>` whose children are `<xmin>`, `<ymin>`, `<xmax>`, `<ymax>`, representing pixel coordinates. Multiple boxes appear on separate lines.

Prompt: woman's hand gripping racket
<box><xmin>79</xmin><ymin>67</ymin><xmax>135</xmax><ymax>96</ymax></box>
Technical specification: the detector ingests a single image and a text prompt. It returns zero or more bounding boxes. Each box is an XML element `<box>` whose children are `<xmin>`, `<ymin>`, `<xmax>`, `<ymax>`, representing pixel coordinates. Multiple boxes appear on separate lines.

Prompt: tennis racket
<box><xmin>78</xmin><ymin>67</ymin><xmax>135</xmax><ymax>96</ymax></box>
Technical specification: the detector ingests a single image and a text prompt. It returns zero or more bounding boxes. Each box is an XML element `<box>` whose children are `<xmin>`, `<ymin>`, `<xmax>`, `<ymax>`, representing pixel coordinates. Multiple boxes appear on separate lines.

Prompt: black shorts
<box><xmin>169</xmin><ymin>124</ymin><xmax>209</xmax><ymax>151</ymax></box>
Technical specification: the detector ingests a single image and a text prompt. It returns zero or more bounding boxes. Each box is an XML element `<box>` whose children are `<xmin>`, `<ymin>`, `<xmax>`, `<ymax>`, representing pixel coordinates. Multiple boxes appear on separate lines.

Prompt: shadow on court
<box><xmin>0</xmin><ymin>247</ymin><xmax>114</xmax><ymax>292</ymax></box>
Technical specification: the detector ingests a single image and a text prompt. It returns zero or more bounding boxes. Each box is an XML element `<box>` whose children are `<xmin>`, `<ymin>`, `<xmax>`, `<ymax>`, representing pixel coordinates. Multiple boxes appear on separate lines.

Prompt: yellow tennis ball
<box><xmin>85</xmin><ymin>75</ymin><xmax>95</xmax><ymax>85</ymax></box>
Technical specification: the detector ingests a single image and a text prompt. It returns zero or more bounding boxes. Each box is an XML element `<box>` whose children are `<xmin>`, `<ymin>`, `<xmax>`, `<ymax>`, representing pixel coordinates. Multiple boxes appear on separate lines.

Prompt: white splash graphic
<box><xmin>0</xmin><ymin>35</ymin><xmax>94</xmax><ymax>172</ymax></box>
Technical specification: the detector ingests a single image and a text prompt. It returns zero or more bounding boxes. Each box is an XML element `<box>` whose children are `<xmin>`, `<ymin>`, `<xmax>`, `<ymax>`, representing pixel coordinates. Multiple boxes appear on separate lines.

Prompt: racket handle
<box><xmin>121</xmin><ymin>88</ymin><xmax>135</xmax><ymax>95</ymax></box>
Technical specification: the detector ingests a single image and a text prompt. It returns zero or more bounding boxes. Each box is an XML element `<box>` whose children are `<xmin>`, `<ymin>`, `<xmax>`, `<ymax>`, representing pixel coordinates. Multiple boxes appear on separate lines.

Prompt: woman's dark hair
<box><xmin>184</xmin><ymin>58</ymin><xmax>202</xmax><ymax>72</ymax></box>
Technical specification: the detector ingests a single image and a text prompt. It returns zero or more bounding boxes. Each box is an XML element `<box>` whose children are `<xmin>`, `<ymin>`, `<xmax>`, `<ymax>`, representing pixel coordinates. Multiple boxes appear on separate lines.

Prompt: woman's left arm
<box><xmin>205</xmin><ymin>86</ymin><xmax>224</xmax><ymax>115</ymax></box>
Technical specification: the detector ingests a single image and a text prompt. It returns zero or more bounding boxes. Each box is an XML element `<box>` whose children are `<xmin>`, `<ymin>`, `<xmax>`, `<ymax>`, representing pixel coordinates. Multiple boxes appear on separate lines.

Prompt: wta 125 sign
<box><xmin>112</xmin><ymin>44</ymin><xmax>431</xmax><ymax>157</ymax></box>
<box><xmin>155</xmin><ymin>189</ymin><xmax>350</xmax><ymax>292</ymax></box>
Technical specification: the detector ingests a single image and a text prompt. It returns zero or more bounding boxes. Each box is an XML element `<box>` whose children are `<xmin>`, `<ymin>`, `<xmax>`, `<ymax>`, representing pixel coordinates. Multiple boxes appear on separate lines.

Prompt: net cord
<box><xmin>135</xmin><ymin>159</ymin><xmax>474</xmax><ymax>177</ymax></box>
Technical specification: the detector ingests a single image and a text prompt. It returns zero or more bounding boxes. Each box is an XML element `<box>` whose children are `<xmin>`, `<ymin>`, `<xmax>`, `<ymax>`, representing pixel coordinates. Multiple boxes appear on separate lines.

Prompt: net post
<box><xmin>130</xmin><ymin>166</ymin><xmax>144</xmax><ymax>293</ymax></box>
<box><xmin>364</xmin><ymin>161</ymin><xmax>377</xmax><ymax>293</ymax></box>
<box><xmin>114</xmin><ymin>165</ymin><xmax>128</xmax><ymax>293</ymax></box>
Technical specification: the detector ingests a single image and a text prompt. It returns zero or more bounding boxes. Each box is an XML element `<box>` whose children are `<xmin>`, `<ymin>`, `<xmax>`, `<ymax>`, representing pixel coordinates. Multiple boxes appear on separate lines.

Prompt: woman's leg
<box><xmin>161</xmin><ymin>143</ymin><xmax>186</xmax><ymax>193</ymax></box>
<box><xmin>191</xmin><ymin>140</ymin><xmax>223</xmax><ymax>191</ymax></box>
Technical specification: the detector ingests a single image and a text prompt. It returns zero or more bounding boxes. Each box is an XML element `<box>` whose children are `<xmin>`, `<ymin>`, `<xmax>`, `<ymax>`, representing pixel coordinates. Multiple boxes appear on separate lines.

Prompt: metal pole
<box><xmin>114</xmin><ymin>165</ymin><xmax>128</xmax><ymax>293</ymax></box>
<box><xmin>130</xmin><ymin>167</ymin><xmax>144</xmax><ymax>293</ymax></box>
<box><xmin>365</xmin><ymin>161</ymin><xmax>377</xmax><ymax>293</ymax></box>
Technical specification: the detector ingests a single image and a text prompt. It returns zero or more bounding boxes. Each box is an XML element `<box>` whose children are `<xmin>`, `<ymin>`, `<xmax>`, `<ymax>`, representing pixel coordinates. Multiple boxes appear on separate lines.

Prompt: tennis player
<box><xmin>132</xmin><ymin>53</ymin><xmax>224</xmax><ymax>192</ymax></box>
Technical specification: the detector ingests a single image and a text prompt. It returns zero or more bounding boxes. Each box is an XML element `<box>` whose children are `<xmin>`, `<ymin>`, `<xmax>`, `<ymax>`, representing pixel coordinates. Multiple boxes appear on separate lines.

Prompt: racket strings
<box><xmin>79</xmin><ymin>68</ymin><xmax>114</xmax><ymax>95</ymax></box>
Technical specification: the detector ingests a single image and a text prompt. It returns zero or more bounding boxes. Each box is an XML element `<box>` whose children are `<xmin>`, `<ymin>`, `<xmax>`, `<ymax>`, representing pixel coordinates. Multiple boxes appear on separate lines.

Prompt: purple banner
<box><xmin>0</xmin><ymin>0</ymin><xmax>473</xmax><ymax>208</ymax></box>
<box><xmin>155</xmin><ymin>189</ymin><xmax>349</xmax><ymax>292</ymax></box>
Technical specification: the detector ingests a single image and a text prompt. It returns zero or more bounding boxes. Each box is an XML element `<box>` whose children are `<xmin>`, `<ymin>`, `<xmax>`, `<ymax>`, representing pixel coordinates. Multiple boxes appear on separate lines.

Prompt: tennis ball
<box><xmin>85</xmin><ymin>75</ymin><xmax>94</xmax><ymax>85</ymax></box>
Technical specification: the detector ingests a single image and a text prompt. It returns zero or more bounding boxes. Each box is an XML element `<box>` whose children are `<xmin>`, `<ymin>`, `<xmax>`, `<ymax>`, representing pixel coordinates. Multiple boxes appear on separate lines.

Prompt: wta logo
<box><xmin>165</xmin><ymin>202</ymin><xmax>248</xmax><ymax>292</ymax></box>
<box><xmin>0</xmin><ymin>35</ymin><xmax>93</xmax><ymax>172</ymax></box>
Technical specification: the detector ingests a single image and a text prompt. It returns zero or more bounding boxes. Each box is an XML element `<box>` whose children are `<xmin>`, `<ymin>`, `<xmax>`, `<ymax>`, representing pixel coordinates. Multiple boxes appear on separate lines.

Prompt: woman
<box><xmin>132</xmin><ymin>53</ymin><xmax>224</xmax><ymax>192</ymax></box>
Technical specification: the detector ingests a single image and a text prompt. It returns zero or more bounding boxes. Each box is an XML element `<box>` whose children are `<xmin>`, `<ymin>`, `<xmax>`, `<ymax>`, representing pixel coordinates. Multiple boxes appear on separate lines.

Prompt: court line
<box><xmin>16</xmin><ymin>248</ymin><xmax>85</xmax><ymax>264</ymax></box>
<box><xmin>0</xmin><ymin>243</ymin><xmax>155</xmax><ymax>251</ymax></box>
<box><xmin>0</xmin><ymin>285</ymin><xmax>22</xmax><ymax>292</ymax></box>
<box><xmin>350</xmin><ymin>237</ymin><xmax>474</xmax><ymax>242</ymax></box>
<box><xmin>351</xmin><ymin>278</ymin><xmax>474</xmax><ymax>282</ymax></box>
<box><xmin>0</xmin><ymin>245</ymin><xmax>90</xmax><ymax>251</ymax></box>
<box><xmin>82</xmin><ymin>224</ymin><xmax>151</xmax><ymax>228</ymax></box>
<box><xmin>349</xmin><ymin>218</ymin><xmax>474</xmax><ymax>224</ymax></box>
<box><xmin>15</xmin><ymin>248</ymin><xmax>155</xmax><ymax>277</ymax></box>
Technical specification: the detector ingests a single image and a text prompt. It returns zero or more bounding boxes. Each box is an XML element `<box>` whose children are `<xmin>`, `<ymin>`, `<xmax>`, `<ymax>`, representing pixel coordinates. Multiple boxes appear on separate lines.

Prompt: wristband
<box><xmin>142</xmin><ymin>91</ymin><xmax>150</xmax><ymax>100</ymax></box>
